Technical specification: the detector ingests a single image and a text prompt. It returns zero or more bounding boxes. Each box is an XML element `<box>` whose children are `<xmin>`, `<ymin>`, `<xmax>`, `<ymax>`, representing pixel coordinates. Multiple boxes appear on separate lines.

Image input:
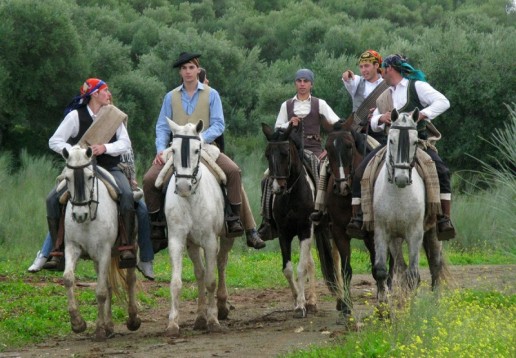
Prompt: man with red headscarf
<box><xmin>44</xmin><ymin>78</ymin><xmax>137</xmax><ymax>269</ymax></box>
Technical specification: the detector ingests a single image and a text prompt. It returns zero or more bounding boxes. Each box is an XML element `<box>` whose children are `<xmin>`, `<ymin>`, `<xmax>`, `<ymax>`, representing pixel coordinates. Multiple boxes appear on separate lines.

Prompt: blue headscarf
<box><xmin>382</xmin><ymin>54</ymin><xmax>427</xmax><ymax>82</ymax></box>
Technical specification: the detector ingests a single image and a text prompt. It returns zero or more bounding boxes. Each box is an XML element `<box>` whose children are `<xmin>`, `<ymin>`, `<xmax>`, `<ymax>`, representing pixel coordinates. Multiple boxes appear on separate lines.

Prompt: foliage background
<box><xmin>0</xmin><ymin>0</ymin><xmax>515</xmax><ymax>170</ymax></box>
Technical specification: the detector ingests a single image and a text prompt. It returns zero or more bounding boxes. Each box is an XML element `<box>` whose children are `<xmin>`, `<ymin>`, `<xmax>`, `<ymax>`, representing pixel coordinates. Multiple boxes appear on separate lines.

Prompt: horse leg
<box><xmin>301</xmin><ymin>237</ymin><xmax>317</xmax><ymax>315</ymax></box>
<box><xmin>217</xmin><ymin>236</ymin><xmax>235</xmax><ymax>320</ymax></box>
<box><xmin>405</xmin><ymin>231</ymin><xmax>424</xmax><ymax>292</ymax></box>
<box><xmin>279</xmin><ymin>237</ymin><xmax>300</xmax><ymax>314</ymax></box>
<box><xmin>423</xmin><ymin>226</ymin><xmax>444</xmax><ymax>290</ymax></box>
<box><xmin>63</xmin><ymin>245</ymin><xmax>87</xmax><ymax>334</ymax></box>
<box><xmin>372</xmin><ymin>228</ymin><xmax>389</xmax><ymax>305</ymax></box>
<box><xmin>187</xmin><ymin>244</ymin><xmax>207</xmax><ymax>331</ymax></box>
<box><xmin>334</xmin><ymin>234</ymin><xmax>352</xmax><ymax>315</ymax></box>
<box><xmin>94</xmin><ymin>253</ymin><xmax>111</xmax><ymax>341</ymax></box>
<box><xmin>125</xmin><ymin>266</ymin><xmax>141</xmax><ymax>331</ymax></box>
<box><xmin>166</xmin><ymin>238</ymin><xmax>185</xmax><ymax>337</ymax></box>
<box><xmin>203</xmin><ymin>237</ymin><xmax>223</xmax><ymax>332</ymax></box>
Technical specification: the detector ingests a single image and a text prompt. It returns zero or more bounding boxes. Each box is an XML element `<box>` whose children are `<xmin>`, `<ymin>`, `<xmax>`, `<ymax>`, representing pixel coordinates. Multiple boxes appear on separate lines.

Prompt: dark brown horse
<box><xmin>262</xmin><ymin>122</ymin><xmax>317</xmax><ymax>318</ymax></box>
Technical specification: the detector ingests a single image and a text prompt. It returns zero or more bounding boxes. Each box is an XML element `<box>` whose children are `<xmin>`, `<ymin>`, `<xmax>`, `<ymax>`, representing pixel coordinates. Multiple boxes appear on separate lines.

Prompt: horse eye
<box><xmin>195</xmin><ymin>149</ymin><xmax>200</xmax><ymax>154</ymax></box>
<box><xmin>389</xmin><ymin>139</ymin><xmax>394</xmax><ymax>144</ymax></box>
<box><xmin>171</xmin><ymin>149</ymin><xmax>176</xmax><ymax>155</ymax></box>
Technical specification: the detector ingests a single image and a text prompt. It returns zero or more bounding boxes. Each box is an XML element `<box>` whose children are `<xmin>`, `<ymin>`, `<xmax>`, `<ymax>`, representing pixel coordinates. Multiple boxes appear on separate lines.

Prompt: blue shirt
<box><xmin>155</xmin><ymin>82</ymin><xmax>225</xmax><ymax>153</ymax></box>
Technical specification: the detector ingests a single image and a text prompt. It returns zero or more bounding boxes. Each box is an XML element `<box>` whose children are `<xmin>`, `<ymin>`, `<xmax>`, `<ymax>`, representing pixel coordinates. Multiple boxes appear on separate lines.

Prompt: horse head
<box><xmin>167</xmin><ymin>118</ymin><xmax>204</xmax><ymax>197</ymax></box>
<box><xmin>262</xmin><ymin>122</ymin><xmax>303</xmax><ymax>195</ymax></box>
<box><xmin>387</xmin><ymin>108</ymin><xmax>419</xmax><ymax>188</ymax></box>
<box><xmin>62</xmin><ymin>145</ymin><xmax>97</xmax><ymax>223</ymax></box>
<box><xmin>325</xmin><ymin>121</ymin><xmax>359</xmax><ymax>196</ymax></box>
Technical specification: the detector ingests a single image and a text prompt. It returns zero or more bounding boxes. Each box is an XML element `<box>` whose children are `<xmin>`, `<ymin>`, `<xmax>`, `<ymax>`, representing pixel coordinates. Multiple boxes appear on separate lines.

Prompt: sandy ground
<box><xmin>3</xmin><ymin>264</ymin><xmax>515</xmax><ymax>358</ymax></box>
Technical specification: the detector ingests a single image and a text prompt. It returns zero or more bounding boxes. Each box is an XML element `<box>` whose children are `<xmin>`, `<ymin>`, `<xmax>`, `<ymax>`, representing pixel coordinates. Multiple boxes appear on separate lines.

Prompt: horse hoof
<box><xmin>218</xmin><ymin>306</ymin><xmax>230</xmax><ymax>320</ymax></box>
<box><xmin>165</xmin><ymin>325</ymin><xmax>180</xmax><ymax>338</ymax></box>
<box><xmin>71</xmin><ymin>318</ymin><xmax>87</xmax><ymax>333</ymax></box>
<box><xmin>127</xmin><ymin>316</ymin><xmax>141</xmax><ymax>331</ymax></box>
<box><xmin>208</xmin><ymin>321</ymin><xmax>225</xmax><ymax>333</ymax></box>
<box><xmin>336</xmin><ymin>311</ymin><xmax>352</xmax><ymax>326</ymax></box>
<box><xmin>306</xmin><ymin>304</ymin><xmax>318</xmax><ymax>314</ymax></box>
<box><xmin>293</xmin><ymin>307</ymin><xmax>307</xmax><ymax>319</ymax></box>
<box><xmin>94</xmin><ymin>328</ymin><xmax>107</xmax><ymax>342</ymax></box>
<box><xmin>193</xmin><ymin>315</ymin><xmax>208</xmax><ymax>331</ymax></box>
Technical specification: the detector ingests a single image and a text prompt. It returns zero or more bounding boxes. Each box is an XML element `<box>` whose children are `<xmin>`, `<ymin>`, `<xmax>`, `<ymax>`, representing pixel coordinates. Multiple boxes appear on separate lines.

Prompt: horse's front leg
<box><xmin>203</xmin><ymin>237</ymin><xmax>223</xmax><ymax>332</ymax></box>
<box><xmin>372</xmin><ymin>228</ymin><xmax>390</xmax><ymax>305</ymax></box>
<box><xmin>63</xmin><ymin>245</ymin><xmax>87</xmax><ymax>334</ymax></box>
<box><xmin>279</xmin><ymin>236</ymin><xmax>299</xmax><ymax>312</ymax></box>
<box><xmin>186</xmin><ymin>243</ymin><xmax>207</xmax><ymax>331</ymax></box>
<box><xmin>405</xmin><ymin>230</ymin><xmax>424</xmax><ymax>291</ymax></box>
<box><xmin>298</xmin><ymin>237</ymin><xmax>317</xmax><ymax>315</ymax></box>
<box><xmin>166</xmin><ymin>237</ymin><xmax>185</xmax><ymax>337</ymax></box>
<box><xmin>94</xmin><ymin>253</ymin><xmax>111</xmax><ymax>341</ymax></box>
<box><xmin>217</xmin><ymin>236</ymin><xmax>235</xmax><ymax>320</ymax></box>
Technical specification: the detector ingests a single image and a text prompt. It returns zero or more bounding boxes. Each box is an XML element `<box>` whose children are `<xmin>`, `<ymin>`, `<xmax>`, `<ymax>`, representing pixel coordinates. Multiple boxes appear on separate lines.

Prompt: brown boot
<box><xmin>346</xmin><ymin>204</ymin><xmax>366</xmax><ymax>238</ymax></box>
<box><xmin>119</xmin><ymin>211</ymin><xmax>136</xmax><ymax>268</ymax></box>
<box><xmin>437</xmin><ymin>200</ymin><xmax>456</xmax><ymax>241</ymax></box>
<box><xmin>246</xmin><ymin>228</ymin><xmax>266</xmax><ymax>249</ymax></box>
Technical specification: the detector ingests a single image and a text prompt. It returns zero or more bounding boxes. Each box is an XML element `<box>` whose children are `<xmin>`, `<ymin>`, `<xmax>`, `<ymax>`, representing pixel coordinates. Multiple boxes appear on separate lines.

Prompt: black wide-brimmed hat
<box><xmin>173</xmin><ymin>52</ymin><xmax>201</xmax><ymax>68</ymax></box>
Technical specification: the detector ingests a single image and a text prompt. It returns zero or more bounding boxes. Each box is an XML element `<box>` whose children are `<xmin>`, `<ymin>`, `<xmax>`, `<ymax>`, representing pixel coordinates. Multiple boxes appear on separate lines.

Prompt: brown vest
<box><xmin>286</xmin><ymin>96</ymin><xmax>321</xmax><ymax>136</ymax></box>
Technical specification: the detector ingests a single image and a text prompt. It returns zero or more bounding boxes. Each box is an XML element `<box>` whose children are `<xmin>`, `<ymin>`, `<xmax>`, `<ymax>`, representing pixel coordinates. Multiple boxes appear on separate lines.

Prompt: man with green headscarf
<box><xmin>347</xmin><ymin>54</ymin><xmax>456</xmax><ymax>241</ymax></box>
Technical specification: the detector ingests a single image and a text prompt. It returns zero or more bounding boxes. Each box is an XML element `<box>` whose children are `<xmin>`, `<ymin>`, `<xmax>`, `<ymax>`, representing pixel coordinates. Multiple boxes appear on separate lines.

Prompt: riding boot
<box><xmin>246</xmin><ymin>228</ymin><xmax>266</xmax><ymax>249</ymax></box>
<box><xmin>437</xmin><ymin>199</ymin><xmax>456</xmax><ymax>241</ymax></box>
<box><xmin>149</xmin><ymin>211</ymin><xmax>167</xmax><ymax>253</ymax></box>
<box><xmin>346</xmin><ymin>204</ymin><xmax>366</xmax><ymax>239</ymax></box>
<box><xmin>257</xmin><ymin>219</ymin><xmax>278</xmax><ymax>241</ymax></box>
<box><xmin>310</xmin><ymin>159</ymin><xmax>329</xmax><ymax>225</ymax></box>
<box><xmin>43</xmin><ymin>217</ymin><xmax>65</xmax><ymax>271</ymax></box>
<box><xmin>119</xmin><ymin>211</ymin><xmax>136</xmax><ymax>268</ymax></box>
<box><xmin>226</xmin><ymin>204</ymin><xmax>244</xmax><ymax>238</ymax></box>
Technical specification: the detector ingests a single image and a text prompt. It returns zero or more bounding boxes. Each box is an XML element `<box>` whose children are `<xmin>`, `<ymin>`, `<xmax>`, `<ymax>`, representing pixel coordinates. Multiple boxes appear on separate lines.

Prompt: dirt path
<box><xmin>6</xmin><ymin>265</ymin><xmax>516</xmax><ymax>358</ymax></box>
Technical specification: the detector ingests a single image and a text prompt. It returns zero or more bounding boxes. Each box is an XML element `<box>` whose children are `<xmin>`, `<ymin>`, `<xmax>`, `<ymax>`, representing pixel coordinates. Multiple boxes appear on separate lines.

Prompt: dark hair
<box><xmin>199</xmin><ymin>68</ymin><xmax>207</xmax><ymax>83</ymax></box>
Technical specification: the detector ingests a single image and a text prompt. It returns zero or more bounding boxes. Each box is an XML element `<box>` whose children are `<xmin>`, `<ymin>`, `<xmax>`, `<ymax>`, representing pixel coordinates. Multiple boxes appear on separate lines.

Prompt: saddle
<box><xmin>361</xmin><ymin>146</ymin><xmax>441</xmax><ymax>232</ymax></box>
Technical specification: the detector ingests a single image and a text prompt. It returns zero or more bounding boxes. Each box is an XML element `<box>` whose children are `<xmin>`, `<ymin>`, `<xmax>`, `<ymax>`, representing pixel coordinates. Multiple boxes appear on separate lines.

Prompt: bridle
<box><xmin>267</xmin><ymin>139</ymin><xmax>303</xmax><ymax>195</ymax></box>
<box><xmin>331</xmin><ymin>133</ymin><xmax>355</xmax><ymax>188</ymax></box>
<box><xmin>66</xmin><ymin>160</ymin><xmax>99</xmax><ymax>221</ymax></box>
<box><xmin>172</xmin><ymin>133</ymin><xmax>202</xmax><ymax>193</ymax></box>
<box><xmin>387</xmin><ymin>124</ymin><xmax>418</xmax><ymax>184</ymax></box>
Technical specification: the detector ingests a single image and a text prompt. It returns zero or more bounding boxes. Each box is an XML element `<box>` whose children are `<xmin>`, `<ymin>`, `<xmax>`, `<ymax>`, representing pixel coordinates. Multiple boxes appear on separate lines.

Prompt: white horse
<box><xmin>373</xmin><ymin>109</ymin><xmax>430</xmax><ymax>303</ymax></box>
<box><xmin>61</xmin><ymin>145</ymin><xmax>141</xmax><ymax>341</ymax></box>
<box><xmin>161</xmin><ymin>120</ymin><xmax>234</xmax><ymax>337</ymax></box>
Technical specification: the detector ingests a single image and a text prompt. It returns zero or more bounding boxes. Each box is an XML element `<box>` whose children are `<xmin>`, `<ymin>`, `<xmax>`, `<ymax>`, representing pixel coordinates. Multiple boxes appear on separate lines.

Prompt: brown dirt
<box><xmin>5</xmin><ymin>264</ymin><xmax>516</xmax><ymax>358</ymax></box>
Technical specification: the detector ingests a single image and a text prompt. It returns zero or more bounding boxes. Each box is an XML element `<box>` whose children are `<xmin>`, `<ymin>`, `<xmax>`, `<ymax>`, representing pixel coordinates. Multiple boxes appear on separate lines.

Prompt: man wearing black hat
<box><xmin>257</xmin><ymin>68</ymin><xmax>341</xmax><ymax>241</ymax></box>
<box><xmin>143</xmin><ymin>52</ymin><xmax>265</xmax><ymax>250</ymax></box>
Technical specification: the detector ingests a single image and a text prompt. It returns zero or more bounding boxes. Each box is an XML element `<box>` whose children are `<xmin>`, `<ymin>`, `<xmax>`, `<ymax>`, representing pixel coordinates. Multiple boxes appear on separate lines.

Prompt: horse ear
<box><xmin>166</xmin><ymin>117</ymin><xmax>179</xmax><ymax>133</ymax></box>
<box><xmin>86</xmin><ymin>147</ymin><xmax>93</xmax><ymax>158</ymax></box>
<box><xmin>391</xmin><ymin>108</ymin><xmax>399</xmax><ymax>122</ymax></box>
<box><xmin>196</xmin><ymin>120</ymin><xmax>204</xmax><ymax>134</ymax></box>
<box><xmin>412</xmin><ymin>108</ymin><xmax>420</xmax><ymax>121</ymax></box>
<box><xmin>261</xmin><ymin>122</ymin><xmax>274</xmax><ymax>139</ymax></box>
<box><xmin>62</xmin><ymin>148</ymin><xmax>69</xmax><ymax>159</ymax></box>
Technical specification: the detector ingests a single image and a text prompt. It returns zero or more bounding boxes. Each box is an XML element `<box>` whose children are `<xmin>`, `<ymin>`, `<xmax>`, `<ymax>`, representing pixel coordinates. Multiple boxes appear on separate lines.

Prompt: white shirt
<box><xmin>343</xmin><ymin>75</ymin><xmax>384</xmax><ymax>99</ymax></box>
<box><xmin>49</xmin><ymin>105</ymin><xmax>131</xmax><ymax>155</ymax></box>
<box><xmin>370</xmin><ymin>78</ymin><xmax>450</xmax><ymax>132</ymax></box>
<box><xmin>275</xmin><ymin>95</ymin><xmax>340</xmax><ymax>129</ymax></box>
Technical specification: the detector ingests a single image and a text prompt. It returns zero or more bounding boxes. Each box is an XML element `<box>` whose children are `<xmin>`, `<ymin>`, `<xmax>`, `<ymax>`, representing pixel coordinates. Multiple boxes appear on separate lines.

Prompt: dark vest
<box><xmin>399</xmin><ymin>80</ymin><xmax>427</xmax><ymax>139</ymax></box>
<box><xmin>286</xmin><ymin>97</ymin><xmax>321</xmax><ymax>137</ymax></box>
<box><xmin>68</xmin><ymin>106</ymin><xmax>120</xmax><ymax>168</ymax></box>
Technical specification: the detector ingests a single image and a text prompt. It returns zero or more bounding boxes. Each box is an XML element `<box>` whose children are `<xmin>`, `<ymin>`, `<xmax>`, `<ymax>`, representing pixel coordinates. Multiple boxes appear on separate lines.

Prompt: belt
<box><xmin>304</xmin><ymin>134</ymin><xmax>321</xmax><ymax>140</ymax></box>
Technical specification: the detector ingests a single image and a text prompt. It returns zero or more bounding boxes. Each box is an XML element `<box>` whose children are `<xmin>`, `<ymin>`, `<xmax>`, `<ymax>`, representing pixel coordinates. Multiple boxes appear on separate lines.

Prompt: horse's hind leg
<box><xmin>187</xmin><ymin>244</ymin><xmax>207</xmax><ymax>331</ymax></box>
<box><xmin>63</xmin><ymin>247</ymin><xmax>87</xmax><ymax>334</ymax></box>
<box><xmin>125</xmin><ymin>266</ymin><xmax>141</xmax><ymax>331</ymax></box>
<box><xmin>217</xmin><ymin>236</ymin><xmax>235</xmax><ymax>320</ymax></box>
<box><xmin>301</xmin><ymin>237</ymin><xmax>317</xmax><ymax>315</ymax></box>
<box><xmin>423</xmin><ymin>227</ymin><xmax>444</xmax><ymax>290</ymax></box>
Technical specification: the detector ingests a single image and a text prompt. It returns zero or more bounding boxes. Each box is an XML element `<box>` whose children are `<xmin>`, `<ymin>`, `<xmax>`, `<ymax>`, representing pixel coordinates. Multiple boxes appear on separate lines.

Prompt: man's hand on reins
<box><xmin>153</xmin><ymin>151</ymin><xmax>165</xmax><ymax>166</ymax></box>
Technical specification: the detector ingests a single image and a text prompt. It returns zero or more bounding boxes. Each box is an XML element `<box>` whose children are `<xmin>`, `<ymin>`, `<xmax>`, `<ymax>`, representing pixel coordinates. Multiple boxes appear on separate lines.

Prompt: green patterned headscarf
<box><xmin>382</xmin><ymin>54</ymin><xmax>427</xmax><ymax>82</ymax></box>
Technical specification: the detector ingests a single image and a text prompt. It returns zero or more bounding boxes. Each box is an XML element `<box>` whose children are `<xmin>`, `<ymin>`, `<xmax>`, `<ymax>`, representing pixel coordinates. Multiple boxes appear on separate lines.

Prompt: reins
<box><xmin>66</xmin><ymin>160</ymin><xmax>99</xmax><ymax>221</ymax></box>
<box><xmin>387</xmin><ymin>124</ymin><xmax>418</xmax><ymax>184</ymax></box>
<box><xmin>172</xmin><ymin>133</ymin><xmax>202</xmax><ymax>191</ymax></box>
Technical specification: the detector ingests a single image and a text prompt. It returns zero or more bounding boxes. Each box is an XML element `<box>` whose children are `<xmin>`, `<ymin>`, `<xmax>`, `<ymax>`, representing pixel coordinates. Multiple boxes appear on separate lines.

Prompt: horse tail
<box><xmin>313</xmin><ymin>217</ymin><xmax>339</xmax><ymax>294</ymax></box>
<box><xmin>107</xmin><ymin>257</ymin><xmax>133</xmax><ymax>303</ymax></box>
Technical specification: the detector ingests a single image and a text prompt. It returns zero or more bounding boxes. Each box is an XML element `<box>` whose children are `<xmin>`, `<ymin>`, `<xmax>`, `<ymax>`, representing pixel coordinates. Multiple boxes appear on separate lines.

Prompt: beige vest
<box><xmin>171</xmin><ymin>85</ymin><xmax>211</xmax><ymax>128</ymax></box>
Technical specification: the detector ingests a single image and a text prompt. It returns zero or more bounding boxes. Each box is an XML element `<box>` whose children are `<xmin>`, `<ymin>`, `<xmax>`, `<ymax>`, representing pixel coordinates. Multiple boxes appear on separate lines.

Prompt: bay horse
<box><xmin>161</xmin><ymin>120</ymin><xmax>234</xmax><ymax>337</ymax></box>
<box><xmin>61</xmin><ymin>145</ymin><xmax>141</xmax><ymax>341</ymax></box>
<box><xmin>373</xmin><ymin>109</ymin><xmax>445</xmax><ymax>305</ymax></box>
<box><xmin>262</xmin><ymin>122</ymin><xmax>317</xmax><ymax>318</ymax></box>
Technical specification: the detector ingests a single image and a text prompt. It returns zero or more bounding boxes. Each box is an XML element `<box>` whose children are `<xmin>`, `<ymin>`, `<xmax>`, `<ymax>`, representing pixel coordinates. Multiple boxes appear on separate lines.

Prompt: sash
<box><xmin>78</xmin><ymin>105</ymin><xmax>127</xmax><ymax>147</ymax></box>
<box><xmin>351</xmin><ymin>80</ymin><xmax>389</xmax><ymax>131</ymax></box>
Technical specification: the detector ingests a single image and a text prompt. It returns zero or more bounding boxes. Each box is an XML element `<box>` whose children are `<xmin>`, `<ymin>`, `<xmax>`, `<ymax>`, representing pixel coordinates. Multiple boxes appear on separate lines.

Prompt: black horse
<box><xmin>262</xmin><ymin>122</ymin><xmax>317</xmax><ymax>318</ymax></box>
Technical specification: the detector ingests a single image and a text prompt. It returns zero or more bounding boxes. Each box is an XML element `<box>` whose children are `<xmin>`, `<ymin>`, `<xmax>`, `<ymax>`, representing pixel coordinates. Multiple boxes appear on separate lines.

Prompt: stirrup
<box><xmin>346</xmin><ymin>219</ymin><xmax>366</xmax><ymax>239</ymax></box>
<box><xmin>225</xmin><ymin>219</ymin><xmax>244</xmax><ymax>238</ymax></box>
<box><xmin>310</xmin><ymin>211</ymin><xmax>323</xmax><ymax>225</ymax></box>
<box><xmin>437</xmin><ymin>216</ymin><xmax>456</xmax><ymax>241</ymax></box>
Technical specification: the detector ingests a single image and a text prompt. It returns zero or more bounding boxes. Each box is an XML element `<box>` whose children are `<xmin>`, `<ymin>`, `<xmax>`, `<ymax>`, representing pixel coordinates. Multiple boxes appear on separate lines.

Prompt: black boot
<box><xmin>257</xmin><ymin>219</ymin><xmax>278</xmax><ymax>241</ymax></box>
<box><xmin>119</xmin><ymin>211</ymin><xmax>136</xmax><ymax>268</ymax></box>
<box><xmin>346</xmin><ymin>204</ymin><xmax>366</xmax><ymax>238</ymax></box>
<box><xmin>310</xmin><ymin>210</ymin><xmax>323</xmax><ymax>224</ymax></box>
<box><xmin>226</xmin><ymin>204</ymin><xmax>244</xmax><ymax>238</ymax></box>
<box><xmin>149</xmin><ymin>211</ymin><xmax>167</xmax><ymax>253</ymax></box>
<box><xmin>43</xmin><ymin>217</ymin><xmax>65</xmax><ymax>271</ymax></box>
<box><xmin>246</xmin><ymin>228</ymin><xmax>266</xmax><ymax>249</ymax></box>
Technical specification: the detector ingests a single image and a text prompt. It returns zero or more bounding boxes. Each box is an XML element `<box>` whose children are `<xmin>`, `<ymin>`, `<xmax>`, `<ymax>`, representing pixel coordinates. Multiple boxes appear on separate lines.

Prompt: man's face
<box><xmin>359</xmin><ymin>62</ymin><xmax>379</xmax><ymax>81</ymax></box>
<box><xmin>180</xmin><ymin>62</ymin><xmax>200</xmax><ymax>83</ymax></box>
<box><xmin>295</xmin><ymin>78</ymin><xmax>312</xmax><ymax>96</ymax></box>
<box><xmin>93</xmin><ymin>87</ymin><xmax>111</xmax><ymax>106</ymax></box>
